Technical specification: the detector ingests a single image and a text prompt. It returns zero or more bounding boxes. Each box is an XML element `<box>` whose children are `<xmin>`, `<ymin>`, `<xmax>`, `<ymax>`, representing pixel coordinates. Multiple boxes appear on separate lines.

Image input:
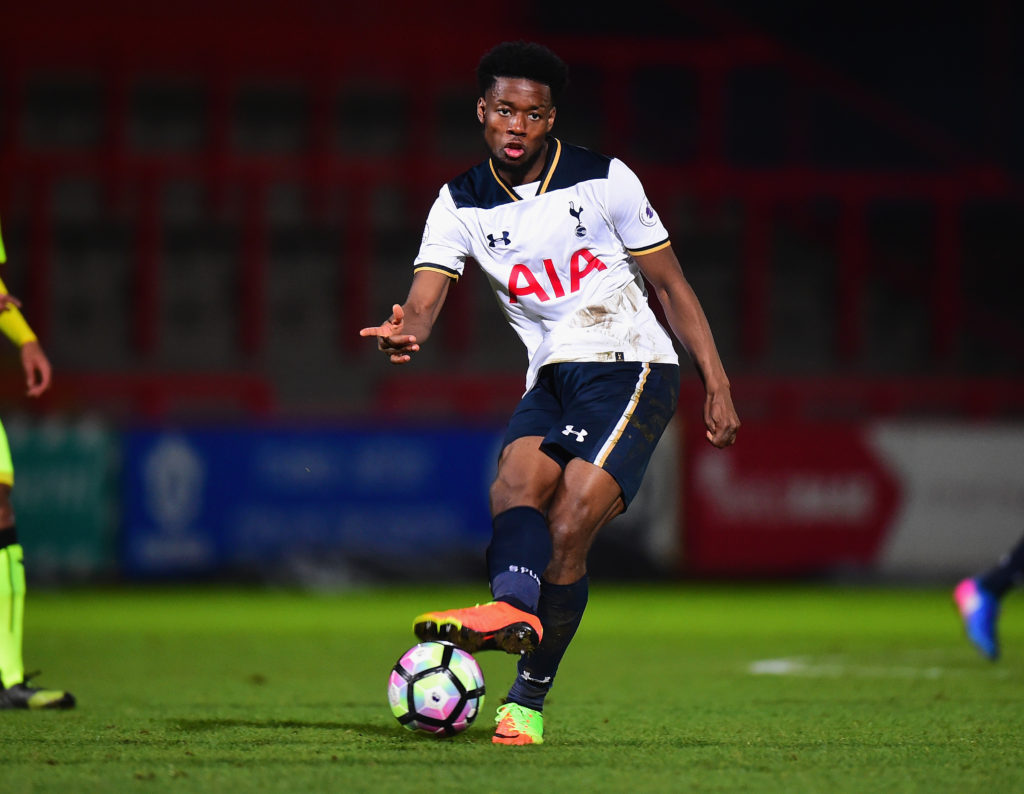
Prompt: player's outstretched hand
<box><xmin>20</xmin><ymin>340</ymin><xmax>52</xmax><ymax>398</ymax></box>
<box><xmin>359</xmin><ymin>304</ymin><xmax>421</xmax><ymax>364</ymax></box>
<box><xmin>0</xmin><ymin>293</ymin><xmax>22</xmax><ymax>313</ymax></box>
<box><xmin>704</xmin><ymin>386</ymin><xmax>740</xmax><ymax>448</ymax></box>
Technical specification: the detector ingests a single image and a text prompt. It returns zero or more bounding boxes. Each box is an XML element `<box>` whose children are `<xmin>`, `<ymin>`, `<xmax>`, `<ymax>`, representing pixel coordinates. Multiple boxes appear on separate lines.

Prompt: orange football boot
<box><xmin>413</xmin><ymin>601</ymin><xmax>542</xmax><ymax>655</ymax></box>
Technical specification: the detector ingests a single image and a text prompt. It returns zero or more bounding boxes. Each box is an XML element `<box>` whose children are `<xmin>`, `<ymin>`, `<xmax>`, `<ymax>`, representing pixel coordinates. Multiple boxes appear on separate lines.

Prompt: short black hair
<box><xmin>477</xmin><ymin>41</ymin><xmax>570</xmax><ymax>105</ymax></box>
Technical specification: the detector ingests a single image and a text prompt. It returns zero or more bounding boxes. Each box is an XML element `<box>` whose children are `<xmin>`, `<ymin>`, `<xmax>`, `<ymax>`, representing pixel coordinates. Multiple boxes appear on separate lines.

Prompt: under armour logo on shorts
<box><xmin>562</xmin><ymin>425</ymin><xmax>588</xmax><ymax>442</ymax></box>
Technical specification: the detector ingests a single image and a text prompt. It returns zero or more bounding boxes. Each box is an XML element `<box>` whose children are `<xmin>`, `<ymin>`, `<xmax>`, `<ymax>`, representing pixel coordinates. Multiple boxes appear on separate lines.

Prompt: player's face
<box><xmin>477</xmin><ymin>77</ymin><xmax>556</xmax><ymax>185</ymax></box>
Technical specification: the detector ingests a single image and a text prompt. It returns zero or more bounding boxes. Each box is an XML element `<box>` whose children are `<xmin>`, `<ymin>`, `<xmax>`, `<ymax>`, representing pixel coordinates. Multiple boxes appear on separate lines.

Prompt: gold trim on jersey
<box><xmin>627</xmin><ymin>239</ymin><xmax>672</xmax><ymax>257</ymax></box>
<box><xmin>537</xmin><ymin>137</ymin><xmax>562</xmax><ymax>195</ymax></box>
<box><xmin>413</xmin><ymin>264</ymin><xmax>460</xmax><ymax>281</ymax></box>
<box><xmin>489</xmin><ymin>160</ymin><xmax>521</xmax><ymax>202</ymax></box>
<box><xmin>488</xmin><ymin>137</ymin><xmax>563</xmax><ymax>202</ymax></box>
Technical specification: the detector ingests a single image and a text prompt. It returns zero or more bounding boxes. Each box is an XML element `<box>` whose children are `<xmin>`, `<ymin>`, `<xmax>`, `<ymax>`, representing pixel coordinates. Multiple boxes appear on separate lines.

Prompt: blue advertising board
<box><xmin>122</xmin><ymin>425</ymin><xmax>504</xmax><ymax>580</ymax></box>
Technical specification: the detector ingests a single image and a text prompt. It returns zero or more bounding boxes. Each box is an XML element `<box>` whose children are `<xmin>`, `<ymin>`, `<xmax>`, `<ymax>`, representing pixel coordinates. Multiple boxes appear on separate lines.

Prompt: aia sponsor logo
<box><xmin>507</xmin><ymin>248</ymin><xmax>607</xmax><ymax>304</ymax></box>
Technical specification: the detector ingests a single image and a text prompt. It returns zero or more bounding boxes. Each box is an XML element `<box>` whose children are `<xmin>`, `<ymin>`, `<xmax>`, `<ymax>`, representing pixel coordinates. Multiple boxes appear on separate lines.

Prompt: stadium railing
<box><xmin>0</xmin><ymin>4</ymin><xmax>1019</xmax><ymax>417</ymax></box>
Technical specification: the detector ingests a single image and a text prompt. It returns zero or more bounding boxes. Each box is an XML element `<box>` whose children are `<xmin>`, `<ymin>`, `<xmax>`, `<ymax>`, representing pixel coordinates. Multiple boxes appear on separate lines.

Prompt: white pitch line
<box><xmin>747</xmin><ymin>655</ymin><xmax>1006</xmax><ymax>679</ymax></box>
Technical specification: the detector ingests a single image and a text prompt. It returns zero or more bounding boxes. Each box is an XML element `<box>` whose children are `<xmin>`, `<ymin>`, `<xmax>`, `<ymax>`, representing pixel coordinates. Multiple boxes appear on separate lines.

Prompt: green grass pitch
<box><xmin>3</xmin><ymin>584</ymin><xmax>1023</xmax><ymax>793</ymax></box>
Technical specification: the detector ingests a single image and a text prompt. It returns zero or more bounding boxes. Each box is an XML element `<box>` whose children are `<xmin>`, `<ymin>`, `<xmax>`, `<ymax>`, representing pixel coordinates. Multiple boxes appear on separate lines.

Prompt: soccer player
<box><xmin>0</xmin><ymin>217</ymin><xmax>75</xmax><ymax>710</ymax></box>
<box><xmin>361</xmin><ymin>41</ymin><xmax>738</xmax><ymax>744</ymax></box>
<box><xmin>955</xmin><ymin>532</ymin><xmax>1024</xmax><ymax>660</ymax></box>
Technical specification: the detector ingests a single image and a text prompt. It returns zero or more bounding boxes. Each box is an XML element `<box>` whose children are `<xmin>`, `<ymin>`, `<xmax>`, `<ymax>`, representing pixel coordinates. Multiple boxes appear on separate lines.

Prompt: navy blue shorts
<box><xmin>502</xmin><ymin>361</ymin><xmax>680</xmax><ymax>507</ymax></box>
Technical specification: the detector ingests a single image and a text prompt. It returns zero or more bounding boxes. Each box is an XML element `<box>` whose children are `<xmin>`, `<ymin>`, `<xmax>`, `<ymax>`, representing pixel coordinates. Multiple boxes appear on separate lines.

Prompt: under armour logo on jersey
<box><xmin>487</xmin><ymin>231</ymin><xmax>511</xmax><ymax>247</ymax></box>
<box><xmin>568</xmin><ymin>202</ymin><xmax>586</xmax><ymax>238</ymax></box>
<box><xmin>562</xmin><ymin>425</ymin><xmax>588</xmax><ymax>442</ymax></box>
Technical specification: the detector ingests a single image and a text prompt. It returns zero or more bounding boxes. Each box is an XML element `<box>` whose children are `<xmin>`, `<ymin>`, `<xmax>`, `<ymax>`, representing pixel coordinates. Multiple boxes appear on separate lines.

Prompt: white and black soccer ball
<box><xmin>387</xmin><ymin>641</ymin><xmax>485</xmax><ymax>737</ymax></box>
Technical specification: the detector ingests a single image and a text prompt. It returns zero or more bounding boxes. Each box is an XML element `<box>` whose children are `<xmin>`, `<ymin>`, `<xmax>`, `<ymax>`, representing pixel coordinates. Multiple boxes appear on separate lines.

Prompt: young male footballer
<box><xmin>0</xmin><ymin>217</ymin><xmax>75</xmax><ymax>710</ymax></box>
<box><xmin>362</xmin><ymin>41</ymin><xmax>738</xmax><ymax>744</ymax></box>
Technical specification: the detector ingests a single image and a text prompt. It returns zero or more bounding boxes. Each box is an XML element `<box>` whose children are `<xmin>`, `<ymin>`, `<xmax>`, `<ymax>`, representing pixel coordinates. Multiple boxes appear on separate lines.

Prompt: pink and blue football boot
<box><xmin>954</xmin><ymin>578</ymin><xmax>1000</xmax><ymax>661</ymax></box>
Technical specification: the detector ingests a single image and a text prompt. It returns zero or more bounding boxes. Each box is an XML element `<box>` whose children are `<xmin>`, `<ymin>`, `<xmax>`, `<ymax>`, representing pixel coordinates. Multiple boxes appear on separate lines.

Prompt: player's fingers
<box><xmin>380</xmin><ymin>343</ymin><xmax>420</xmax><ymax>357</ymax></box>
<box><xmin>26</xmin><ymin>370</ymin><xmax>44</xmax><ymax>397</ymax></box>
<box><xmin>360</xmin><ymin>324</ymin><xmax>396</xmax><ymax>337</ymax></box>
<box><xmin>704</xmin><ymin>413</ymin><xmax>736</xmax><ymax>448</ymax></box>
<box><xmin>377</xmin><ymin>335</ymin><xmax>417</xmax><ymax>349</ymax></box>
<box><xmin>706</xmin><ymin>429</ymin><xmax>726</xmax><ymax>448</ymax></box>
<box><xmin>391</xmin><ymin>304</ymin><xmax>404</xmax><ymax>323</ymax></box>
<box><xmin>709</xmin><ymin>421</ymin><xmax>739</xmax><ymax>448</ymax></box>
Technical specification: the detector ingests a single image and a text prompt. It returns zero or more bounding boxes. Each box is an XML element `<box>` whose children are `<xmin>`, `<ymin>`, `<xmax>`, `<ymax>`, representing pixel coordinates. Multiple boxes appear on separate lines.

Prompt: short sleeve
<box><xmin>605</xmin><ymin>159</ymin><xmax>670</xmax><ymax>256</ymax></box>
<box><xmin>413</xmin><ymin>187</ymin><xmax>469</xmax><ymax>280</ymax></box>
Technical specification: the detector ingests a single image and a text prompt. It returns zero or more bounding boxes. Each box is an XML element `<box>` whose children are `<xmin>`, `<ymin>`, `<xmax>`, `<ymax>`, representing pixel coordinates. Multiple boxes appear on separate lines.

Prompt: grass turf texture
<box><xmin>3</xmin><ymin>585</ymin><xmax>1023</xmax><ymax>793</ymax></box>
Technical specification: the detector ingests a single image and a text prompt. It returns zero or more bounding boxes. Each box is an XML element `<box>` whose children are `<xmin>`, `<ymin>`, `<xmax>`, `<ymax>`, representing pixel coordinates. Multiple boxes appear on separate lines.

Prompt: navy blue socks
<box><xmin>507</xmin><ymin>575</ymin><xmax>589</xmax><ymax>711</ymax></box>
<box><xmin>487</xmin><ymin>509</ymin><xmax>590</xmax><ymax>711</ymax></box>
<box><xmin>979</xmin><ymin>533</ymin><xmax>1024</xmax><ymax>598</ymax></box>
<box><xmin>487</xmin><ymin>506</ymin><xmax>552</xmax><ymax>613</ymax></box>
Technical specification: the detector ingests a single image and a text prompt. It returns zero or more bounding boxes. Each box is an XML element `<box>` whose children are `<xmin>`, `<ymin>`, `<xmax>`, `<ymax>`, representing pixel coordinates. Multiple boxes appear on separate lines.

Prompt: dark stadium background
<box><xmin>0</xmin><ymin>0</ymin><xmax>1020</xmax><ymax>586</ymax></box>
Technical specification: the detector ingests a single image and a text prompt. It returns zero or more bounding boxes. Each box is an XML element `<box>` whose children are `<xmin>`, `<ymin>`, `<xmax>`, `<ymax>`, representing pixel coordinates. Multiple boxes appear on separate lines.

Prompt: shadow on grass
<box><xmin>171</xmin><ymin>718</ymin><xmax>391</xmax><ymax>734</ymax></box>
<box><xmin>169</xmin><ymin>718</ymin><xmax>494</xmax><ymax>743</ymax></box>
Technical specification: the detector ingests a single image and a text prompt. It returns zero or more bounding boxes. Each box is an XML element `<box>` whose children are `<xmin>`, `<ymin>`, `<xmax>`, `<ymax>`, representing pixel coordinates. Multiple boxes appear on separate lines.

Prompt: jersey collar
<box><xmin>488</xmin><ymin>136</ymin><xmax>563</xmax><ymax>202</ymax></box>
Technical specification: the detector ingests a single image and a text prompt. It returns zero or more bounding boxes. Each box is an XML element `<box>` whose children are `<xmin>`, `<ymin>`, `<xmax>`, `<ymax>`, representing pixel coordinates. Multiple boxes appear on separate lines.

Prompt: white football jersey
<box><xmin>414</xmin><ymin>137</ymin><xmax>679</xmax><ymax>390</ymax></box>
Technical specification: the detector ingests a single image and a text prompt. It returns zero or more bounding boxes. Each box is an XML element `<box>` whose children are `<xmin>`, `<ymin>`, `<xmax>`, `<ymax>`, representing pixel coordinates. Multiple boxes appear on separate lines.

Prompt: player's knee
<box><xmin>489</xmin><ymin>474</ymin><xmax>554</xmax><ymax>514</ymax></box>
<box><xmin>489</xmin><ymin>478</ymin><xmax>518</xmax><ymax>514</ymax></box>
<box><xmin>0</xmin><ymin>485</ymin><xmax>14</xmax><ymax>528</ymax></box>
<box><xmin>547</xmin><ymin>518</ymin><xmax>589</xmax><ymax>560</ymax></box>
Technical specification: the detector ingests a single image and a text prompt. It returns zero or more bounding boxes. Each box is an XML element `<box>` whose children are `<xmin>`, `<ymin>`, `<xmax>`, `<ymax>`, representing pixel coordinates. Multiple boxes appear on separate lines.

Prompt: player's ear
<box><xmin>476</xmin><ymin>97</ymin><xmax>485</xmax><ymax>124</ymax></box>
<box><xmin>546</xmin><ymin>106</ymin><xmax>556</xmax><ymax>132</ymax></box>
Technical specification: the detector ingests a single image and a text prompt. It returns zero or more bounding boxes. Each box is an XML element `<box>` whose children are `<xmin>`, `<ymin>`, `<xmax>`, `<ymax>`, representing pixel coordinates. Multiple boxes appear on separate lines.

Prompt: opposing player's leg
<box><xmin>414</xmin><ymin>436</ymin><xmax>560</xmax><ymax>655</ymax></box>
<box><xmin>954</xmin><ymin>578</ymin><xmax>1000</xmax><ymax>660</ymax></box>
<box><xmin>0</xmin><ymin>526</ymin><xmax>24</xmax><ymax>691</ymax></box>
<box><xmin>0</xmin><ymin>441</ymin><xmax>75</xmax><ymax>710</ymax></box>
<box><xmin>0</xmin><ymin>533</ymin><xmax>75</xmax><ymax>710</ymax></box>
<box><xmin>954</xmin><ymin>533</ymin><xmax>1024</xmax><ymax>660</ymax></box>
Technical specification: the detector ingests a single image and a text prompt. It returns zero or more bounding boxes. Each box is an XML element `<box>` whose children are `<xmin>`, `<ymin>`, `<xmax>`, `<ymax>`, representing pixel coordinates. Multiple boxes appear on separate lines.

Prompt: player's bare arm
<box><xmin>635</xmin><ymin>245</ymin><xmax>740</xmax><ymax>448</ymax></box>
<box><xmin>20</xmin><ymin>340</ymin><xmax>51</xmax><ymax>397</ymax></box>
<box><xmin>359</xmin><ymin>269</ymin><xmax>451</xmax><ymax>364</ymax></box>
